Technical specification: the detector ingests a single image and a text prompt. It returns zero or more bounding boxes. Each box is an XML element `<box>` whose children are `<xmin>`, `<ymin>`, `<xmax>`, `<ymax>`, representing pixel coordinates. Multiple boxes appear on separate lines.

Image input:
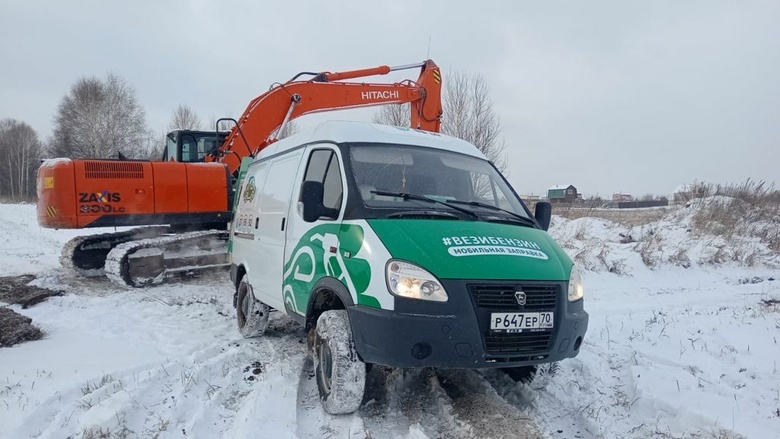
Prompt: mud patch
<box><xmin>437</xmin><ymin>369</ymin><xmax>544</xmax><ymax>439</ymax></box>
<box><xmin>761</xmin><ymin>297</ymin><xmax>780</xmax><ymax>311</ymax></box>
<box><xmin>0</xmin><ymin>274</ymin><xmax>63</xmax><ymax>348</ymax></box>
<box><xmin>0</xmin><ymin>274</ymin><xmax>64</xmax><ymax>308</ymax></box>
<box><xmin>0</xmin><ymin>307</ymin><xmax>43</xmax><ymax>347</ymax></box>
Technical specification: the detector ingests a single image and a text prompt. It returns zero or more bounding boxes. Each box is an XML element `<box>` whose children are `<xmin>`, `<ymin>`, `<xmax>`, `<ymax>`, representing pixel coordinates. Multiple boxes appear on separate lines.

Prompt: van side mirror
<box><xmin>301</xmin><ymin>180</ymin><xmax>325</xmax><ymax>222</ymax></box>
<box><xmin>534</xmin><ymin>201</ymin><xmax>552</xmax><ymax>231</ymax></box>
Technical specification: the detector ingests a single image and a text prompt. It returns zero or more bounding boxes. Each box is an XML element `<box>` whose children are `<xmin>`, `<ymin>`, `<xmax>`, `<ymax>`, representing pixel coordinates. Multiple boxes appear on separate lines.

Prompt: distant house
<box><xmin>547</xmin><ymin>185</ymin><xmax>578</xmax><ymax>202</ymax></box>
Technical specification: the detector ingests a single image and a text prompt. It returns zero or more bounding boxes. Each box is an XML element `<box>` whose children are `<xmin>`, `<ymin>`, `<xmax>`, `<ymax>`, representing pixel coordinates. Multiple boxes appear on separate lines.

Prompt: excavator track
<box><xmin>60</xmin><ymin>226</ymin><xmax>172</xmax><ymax>277</ymax></box>
<box><xmin>104</xmin><ymin>230</ymin><xmax>231</xmax><ymax>288</ymax></box>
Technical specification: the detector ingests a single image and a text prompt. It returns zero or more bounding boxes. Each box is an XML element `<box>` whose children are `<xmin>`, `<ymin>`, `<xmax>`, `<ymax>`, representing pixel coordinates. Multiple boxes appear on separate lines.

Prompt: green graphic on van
<box><xmin>243</xmin><ymin>176</ymin><xmax>256</xmax><ymax>202</ymax></box>
<box><xmin>441</xmin><ymin>235</ymin><xmax>548</xmax><ymax>259</ymax></box>
<box><xmin>282</xmin><ymin>224</ymin><xmax>378</xmax><ymax>314</ymax></box>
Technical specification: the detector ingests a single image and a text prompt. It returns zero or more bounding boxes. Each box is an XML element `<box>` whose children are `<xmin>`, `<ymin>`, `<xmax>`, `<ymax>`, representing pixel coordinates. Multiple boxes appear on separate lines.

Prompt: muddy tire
<box><xmin>314</xmin><ymin>310</ymin><xmax>366</xmax><ymax>415</ymax></box>
<box><xmin>502</xmin><ymin>362</ymin><xmax>559</xmax><ymax>390</ymax></box>
<box><xmin>236</xmin><ymin>277</ymin><xmax>269</xmax><ymax>338</ymax></box>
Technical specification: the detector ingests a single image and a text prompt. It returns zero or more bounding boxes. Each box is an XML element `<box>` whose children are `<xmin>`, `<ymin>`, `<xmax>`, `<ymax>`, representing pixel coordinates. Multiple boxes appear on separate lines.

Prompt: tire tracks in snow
<box><xmin>8</xmin><ymin>321</ymin><xmax>550</xmax><ymax>439</ymax></box>
<box><xmin>7</xmin><ymin>311</ymin><xmax>304</xmax><ymax>439</ymax></box>
<box><xmin>5</xmin><ymin>270</ymin><xmax>549</xmax><ymax>439</ymax></box>
<box><xmin>355</xmin><ymin>366</ymin><xmax>544</xmax><ymax>439</ymax></box>
<box><xmin>358</xmin><ymin>366</ymin><xmax>463</xmax><ymax>438</ymax></box>
<box><xmin>436</xmin><ymin>369</ymin><xmax>545</xmax><ymax>439</ymax></box>
<box><xmin>479</xmin><ymin>359</ymin><xmax>605</xmax><ymax>439</ymax></box>
<box><xmin>12</xmin><ymin>341</ymin><xmax>260</xmax><ymax>438</ymax></box>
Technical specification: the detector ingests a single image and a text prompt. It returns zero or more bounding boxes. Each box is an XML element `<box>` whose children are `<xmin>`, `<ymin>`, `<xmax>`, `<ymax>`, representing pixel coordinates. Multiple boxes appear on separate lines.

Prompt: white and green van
<box><xmin>227</xmin><ymin>120</ymin><xmax>588</xmax><ymax>414</ymax></box>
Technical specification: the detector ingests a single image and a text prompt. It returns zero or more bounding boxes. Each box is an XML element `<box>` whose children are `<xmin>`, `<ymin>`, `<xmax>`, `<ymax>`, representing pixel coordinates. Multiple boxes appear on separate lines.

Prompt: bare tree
<box><xmin>0</xmin><ymin>118</ymin><xmax>43</xmax><ymax>200</ymax></box>
<box><xmin>441</xmin><ymin>70</ymin><xmax>507</xmax><ymax>173</ymax></box>
<box><xmin>207</xmin><ymin>113</ymin><xmax>235</xmax><ymax>132</ymax></box>
<box><xmin>277</xmin><ymin>119</ymin><xmax>300</xmax><ymax>139</ymax></box>
<box><xmin>48</xmin><ymin>73</ymin><xmax>151</xmax><ymax>159</ymax></box>
<box><xmin>168</xmin><ymin>104</ymin><xmax>202</xmax><ymax>131</ymax></box>
<box><xmin>372</xmin><ymin>104</ymin><xmax>410</xmax><ymax>127</ymax></box>
<box><xmin>371</xmin><ymin>70</ymin><xmax>507</xmax><ymax>173</ymax></box>
<box><xmin>138</xmin><ymin>130</ymin><xmax>166</xmax><ymax>161</ymax></box>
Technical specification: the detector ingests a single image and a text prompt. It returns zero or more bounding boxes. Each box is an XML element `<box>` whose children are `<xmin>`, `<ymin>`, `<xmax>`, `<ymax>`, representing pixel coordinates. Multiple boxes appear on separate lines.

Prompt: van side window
<box><xmin>301</xmin><ymin>149</ymin><xmax>344</xmax><ymax>215</ymax></box>
<box><xmin>304</xmin><ymin>150</ymin><xmax>330</xmax><ymax>182</ymax></box>
<box><xmin>322</xmin><ymin>154</ymin><xmax>343</xmax><ymax>210</ymax></box>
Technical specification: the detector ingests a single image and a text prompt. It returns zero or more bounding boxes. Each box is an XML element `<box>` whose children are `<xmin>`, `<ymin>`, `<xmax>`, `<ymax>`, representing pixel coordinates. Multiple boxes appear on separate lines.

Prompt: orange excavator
<box><xmin>36</xmin><ymin>60</ymin><xmax>443</xmax><ymax>287</ymax></box>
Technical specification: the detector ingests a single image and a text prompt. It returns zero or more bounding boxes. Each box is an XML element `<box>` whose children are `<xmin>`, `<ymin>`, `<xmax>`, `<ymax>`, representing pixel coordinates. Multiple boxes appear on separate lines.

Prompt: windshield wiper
<box><xmin>371</xmin><ymin>190</ymin><xmax>479</xmax><ymax>220</ymax></box>
<box><xmin>446</xmin><ymin>199</ymin><xmax>537</xmax><ymax>227</ymax></box>
<box><xmin>387</xmin><ymin>210</ymin><xmax>460</xmax><ymax>220</ymax></box>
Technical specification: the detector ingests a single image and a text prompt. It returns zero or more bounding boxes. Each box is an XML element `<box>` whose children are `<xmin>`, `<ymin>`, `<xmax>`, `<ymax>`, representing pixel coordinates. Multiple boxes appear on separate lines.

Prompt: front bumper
<box><xmin>347</xmin><ymin>279</ymin><xmax>588</xmax><ymax>369</ymax></box>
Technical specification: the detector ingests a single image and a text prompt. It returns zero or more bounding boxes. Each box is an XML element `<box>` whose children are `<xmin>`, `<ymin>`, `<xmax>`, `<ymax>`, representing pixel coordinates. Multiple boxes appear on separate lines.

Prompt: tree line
<box><xmin>371</xmin><ymin>69</ymin><xmax>507</xmax><ymax>173</ymax></box>
<box><xmin>1</xmin><ymin>68</ymin><xmax>504</xmax><ymax>202</ymax></box>
<box><xmin>0</xmin><ymin>72</ymin><xmax>227</xmax><ymax>201</ymax></box>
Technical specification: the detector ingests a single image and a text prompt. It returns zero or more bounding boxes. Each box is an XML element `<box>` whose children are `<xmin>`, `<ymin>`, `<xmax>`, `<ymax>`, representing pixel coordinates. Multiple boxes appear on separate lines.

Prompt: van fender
<box><xmin>300</xmin><ymin>277</ymin><xmax>355</xmax><ymax>332</ymax></box>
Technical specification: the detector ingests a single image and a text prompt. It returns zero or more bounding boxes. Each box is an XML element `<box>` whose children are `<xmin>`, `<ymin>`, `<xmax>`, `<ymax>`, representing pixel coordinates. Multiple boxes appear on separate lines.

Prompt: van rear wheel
<box><xmin>236</xmin><ymin>277</ymin><xmax>269</xmax><ymax>338</ymax></box>
<box><xmin>314</xmin><ymin>310</ymin><xmax>366</xmax><ymax>415</ymax></box>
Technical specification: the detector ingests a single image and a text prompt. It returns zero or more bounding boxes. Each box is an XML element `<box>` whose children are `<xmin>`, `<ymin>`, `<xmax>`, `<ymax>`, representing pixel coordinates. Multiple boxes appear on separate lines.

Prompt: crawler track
<box><xmin>104</xmin><ymin>230</ymin><xmax>231</xmax><ymax>287</ymax></box>
<box><xmin>59</xmin><ymin>226</ymin><xmax>171</xmax><ymax>277</ymax></box>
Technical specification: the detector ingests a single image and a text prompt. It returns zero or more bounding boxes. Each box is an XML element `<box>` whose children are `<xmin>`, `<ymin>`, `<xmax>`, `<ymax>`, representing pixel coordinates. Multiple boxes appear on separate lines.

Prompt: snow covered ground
<box><xmin>1</xmin><ymin>202</ymin><xmax>778</xmax><ymax>438</ymax></box>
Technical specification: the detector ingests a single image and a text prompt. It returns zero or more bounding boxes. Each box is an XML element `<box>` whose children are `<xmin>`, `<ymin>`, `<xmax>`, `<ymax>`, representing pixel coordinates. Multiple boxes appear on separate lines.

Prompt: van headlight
<box><xmin>568</xmin><ymin>265</ymin><xmax>584</xmax><ymax>302</ymax></box>
<box><xmin>386</xmin><ymin>260</ymin><xmax>448</xmax><ymax>302</ymax></box>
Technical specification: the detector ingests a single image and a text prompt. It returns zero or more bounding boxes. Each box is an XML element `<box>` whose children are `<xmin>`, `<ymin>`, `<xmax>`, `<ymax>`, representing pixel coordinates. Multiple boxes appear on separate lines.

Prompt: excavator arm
<box><xmin>38</xmin><ymin>60</ymin><xmax>443</xmax><ymax>288</ymax></box>
<box><xmin>208</xmin><ymin>60</ymin><xmax>443</xmax><ymax>175</ymax></box>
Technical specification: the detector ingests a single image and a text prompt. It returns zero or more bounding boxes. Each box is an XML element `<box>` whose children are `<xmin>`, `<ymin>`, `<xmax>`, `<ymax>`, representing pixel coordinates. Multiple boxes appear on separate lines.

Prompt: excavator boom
<box><xmin>210</xmin><ymin>59</ymin><xmax>442</xmax><ymax>174</ymax></box>
<box><xmin>37</xmin><ymin>59</ymin><xmax>444</xmax><ymax>287</ymax></box>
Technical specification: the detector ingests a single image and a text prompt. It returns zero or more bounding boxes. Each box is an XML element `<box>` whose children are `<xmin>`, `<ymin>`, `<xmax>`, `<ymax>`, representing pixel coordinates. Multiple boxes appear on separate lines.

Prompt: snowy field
<box><xmin>1</xmin><ymin>202</ymin><xmax>778</xmax><ymax>439</ymax></box>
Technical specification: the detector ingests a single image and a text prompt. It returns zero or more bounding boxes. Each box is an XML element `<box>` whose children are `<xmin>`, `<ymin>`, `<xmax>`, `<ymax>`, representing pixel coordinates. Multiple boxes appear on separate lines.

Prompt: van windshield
<box><xmin>347</xmin><ymin>144</ymin><xmax>531</xmax><ymax>219</ymax></box>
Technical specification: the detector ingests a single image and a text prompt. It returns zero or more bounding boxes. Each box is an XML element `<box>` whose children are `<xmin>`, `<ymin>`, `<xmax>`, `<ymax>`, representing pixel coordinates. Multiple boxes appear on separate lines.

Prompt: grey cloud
<box><xmin>0</xmin><ymin>0</ymin><xmax>777</xmax><ymax>197</ymax></box>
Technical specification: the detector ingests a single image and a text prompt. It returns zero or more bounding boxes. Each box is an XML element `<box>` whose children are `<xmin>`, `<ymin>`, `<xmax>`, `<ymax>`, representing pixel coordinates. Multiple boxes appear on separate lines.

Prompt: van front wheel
<box><xmin>236</xmin><ymin>277</ymin><xmax>269</xmax><ymax>338</ymax></box>
<box><xmin>314</xmin><ymin>310</ymin><xmax>366</xmax><ymax>415</ymax></box>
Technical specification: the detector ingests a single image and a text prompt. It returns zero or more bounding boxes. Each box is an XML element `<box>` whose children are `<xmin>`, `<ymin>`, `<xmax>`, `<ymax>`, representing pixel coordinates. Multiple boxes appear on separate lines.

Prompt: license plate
<box><xmin>490</xmin><ymin>312</ymin><xmax>554</xmax><ymax>332</ymax></box>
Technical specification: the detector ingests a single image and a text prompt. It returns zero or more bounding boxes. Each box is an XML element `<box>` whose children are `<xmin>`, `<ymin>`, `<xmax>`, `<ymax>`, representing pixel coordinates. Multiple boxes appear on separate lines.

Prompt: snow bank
<box><xmin>536</xmin><ymin>199</ymin><xmax>780</xmax><ymax>438</ymax></box>
<box><xmin>549</xmin><ymin>198</ymin><xmax>780</xmax><ymax>275</ymax></box>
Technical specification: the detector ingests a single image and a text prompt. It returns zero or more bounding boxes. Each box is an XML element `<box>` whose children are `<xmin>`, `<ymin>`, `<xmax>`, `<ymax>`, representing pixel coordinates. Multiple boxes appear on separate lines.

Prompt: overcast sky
<box><xmin>1</xmin><ymin>0</ymin><xmax>778</xmax><ymax>197</ymax></box>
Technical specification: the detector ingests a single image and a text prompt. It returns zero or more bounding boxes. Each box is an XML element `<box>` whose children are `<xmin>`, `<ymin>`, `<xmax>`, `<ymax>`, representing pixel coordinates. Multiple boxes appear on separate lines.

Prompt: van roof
<box><xmin>255</xmin><ymin>120</ymin><xmax>488</xmax><ymax>160</ymax></box>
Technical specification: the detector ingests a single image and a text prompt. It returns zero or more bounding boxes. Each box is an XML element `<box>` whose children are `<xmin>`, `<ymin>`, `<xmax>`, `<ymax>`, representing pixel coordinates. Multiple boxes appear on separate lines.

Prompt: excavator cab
<box><xmin>162</xmin><ymin>130</ymin><xmax>230</xmax><ymax>163</ymax></box>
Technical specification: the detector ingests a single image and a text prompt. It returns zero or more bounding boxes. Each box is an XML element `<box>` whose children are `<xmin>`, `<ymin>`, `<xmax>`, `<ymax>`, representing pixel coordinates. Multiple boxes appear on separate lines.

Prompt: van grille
<box><xmin>484</xmin><ymin>331</ymin><xmax>554</xmax><ymax>355</ymax></box>
<box><xmin>469</xmin><ymin>283</ymin><xmax>560</xmax><ymax>356</ymax></box>
<box><xmin>84</xmin><ymin>162</ymin><xmax>144</xmax><ymax>179</ymax></box>
<box><xmin>470</xmin><ymin>284</ymin><xmax>558</xmax><ymax>311</ymax></box>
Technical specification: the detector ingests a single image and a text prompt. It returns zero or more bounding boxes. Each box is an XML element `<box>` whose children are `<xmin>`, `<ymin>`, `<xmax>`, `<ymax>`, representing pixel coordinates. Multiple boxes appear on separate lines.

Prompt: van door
<box><xmin>231</xmin><ymin>161</ymin><xmax>269</xmax><ymax>272</ymax></box>
<box><xmin>282</xmin><ymin>146</ymin><xmax>346</xmax><ymax>316</ymax></box>
<box><xmin>251</xmin><ymin>149</ymin><xmax>305</xmax><ymax>311</ymax></box>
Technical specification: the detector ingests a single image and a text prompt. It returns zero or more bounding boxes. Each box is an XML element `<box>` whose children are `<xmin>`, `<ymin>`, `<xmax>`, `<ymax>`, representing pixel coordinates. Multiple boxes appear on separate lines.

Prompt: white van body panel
<box><xmin>231</xmin><ymin>160</ymin><xmax>269</xmax><ymax>273</ymax></box>
<box><xmin>251</xmin><ymin>149</ymin><xmax>305</xmax><ymax>310</ymax></box>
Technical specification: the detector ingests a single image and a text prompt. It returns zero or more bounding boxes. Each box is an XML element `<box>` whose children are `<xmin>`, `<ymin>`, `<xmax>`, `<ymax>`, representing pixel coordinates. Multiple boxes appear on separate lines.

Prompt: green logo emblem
<box><xmin>243</xmin><ymin>176</ymin><xmax>256</xmax><ymax>202</ymax></box>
